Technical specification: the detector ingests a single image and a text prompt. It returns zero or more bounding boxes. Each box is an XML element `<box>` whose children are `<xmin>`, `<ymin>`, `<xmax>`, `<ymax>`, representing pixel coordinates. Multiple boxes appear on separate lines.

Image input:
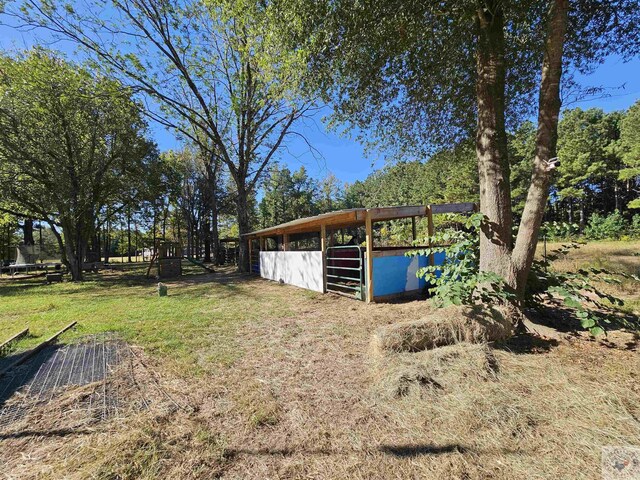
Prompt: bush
<box><xmin>540</xmin><ymin>221</ymin><xmax>580</xmax><ymax>241</ymax></box>
<box><xmin>630</xmin><ymin>214</ymin><xmax>640</xmax><ymax>238</ymax></box>
<box><xmin>410</xmin><ymin>215</ymin><xmax>639</xmax><ymax>337</ymax></box>
<box><xmin>584</xmin><ymin>211</ymin><xmax>628</xmax><ymax>240</ymax></box>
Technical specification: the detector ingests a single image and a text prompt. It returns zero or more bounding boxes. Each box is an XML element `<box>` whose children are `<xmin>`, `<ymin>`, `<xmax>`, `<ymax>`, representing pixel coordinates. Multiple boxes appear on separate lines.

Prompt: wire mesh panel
<box><xmin>0</xmin><ymin>333</ymin><xmax>128</xmax><ymax>430</ymax></box>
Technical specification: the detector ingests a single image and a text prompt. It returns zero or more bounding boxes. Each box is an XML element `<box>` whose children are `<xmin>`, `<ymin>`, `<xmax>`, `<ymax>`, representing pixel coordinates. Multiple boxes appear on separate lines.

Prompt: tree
<box><xmin>275</xmin><ymin>0</ymin><xmax>640</xmax><ymax>313</ymax></box>
<box><xmin>555</xmin><ymin>108</ymin><xmax>621</xmax><ymax>226</ymax></box>
<box><xmin>259</xmin><ymin>164</ymin><xmax>317</xmax><ymax>227</ymax></box>
<box><xmin>617</xmin><ymin>100</ymin><xmax>640</xmax><ymax>209</ymax></box>
<box><xmin>0</xmin><ymin>50</ymin><xmax>154</xmax><ymax>280</ymax></box>
<box><xmin>9</xmin><ymin>0</ymin><xmax>314</xmax><ymax>271</ymax></box>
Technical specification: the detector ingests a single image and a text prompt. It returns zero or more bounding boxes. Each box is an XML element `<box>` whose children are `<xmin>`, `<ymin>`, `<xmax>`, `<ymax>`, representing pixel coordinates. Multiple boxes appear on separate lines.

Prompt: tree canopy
<box><xmin>0</xmin><ymin>49</ymin><xmax>156</xmax><ymax>279</ymax></box>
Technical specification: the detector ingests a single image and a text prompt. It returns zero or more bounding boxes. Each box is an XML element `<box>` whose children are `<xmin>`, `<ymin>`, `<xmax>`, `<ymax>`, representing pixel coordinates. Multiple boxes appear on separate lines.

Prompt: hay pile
<box><xmin>371</xmin><ymin>305</ymin><xmax>512</xmax><ymax>355</ymax></box>
<box><xmin>374</xmin><ymin>343</ymin><xmax>499</xmax><ymax>399</ymax></box>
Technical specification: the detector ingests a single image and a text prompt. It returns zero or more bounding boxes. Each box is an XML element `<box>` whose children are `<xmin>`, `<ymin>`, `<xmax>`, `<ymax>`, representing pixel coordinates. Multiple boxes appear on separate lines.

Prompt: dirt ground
<box><xmin>1</xmin><ymin>245</ymin><xmax>640</xmax><ymax>479</ymax></box>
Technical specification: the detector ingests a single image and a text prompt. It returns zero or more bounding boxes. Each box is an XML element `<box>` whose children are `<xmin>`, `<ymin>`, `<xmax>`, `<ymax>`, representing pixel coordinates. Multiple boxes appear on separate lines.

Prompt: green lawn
<box><xmin>0</xmin><ymin>268</ymin><xmax>301</xmax><ymax>375</ymax></box>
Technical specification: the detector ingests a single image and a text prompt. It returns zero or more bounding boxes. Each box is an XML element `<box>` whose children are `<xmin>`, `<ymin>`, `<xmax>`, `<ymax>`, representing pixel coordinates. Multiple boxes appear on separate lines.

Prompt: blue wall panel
<box><xmin>371</xmin><ymin>251</ymin><xmax>445</xmax><ymax>298</ymax></box>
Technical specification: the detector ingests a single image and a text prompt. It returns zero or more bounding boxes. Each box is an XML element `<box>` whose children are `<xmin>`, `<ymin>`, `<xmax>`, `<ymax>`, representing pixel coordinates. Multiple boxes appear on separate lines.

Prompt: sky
<box><xmin>1</xmin><ymin>20</ymin><xmax>639</xmax><ymax>187</ymax></box>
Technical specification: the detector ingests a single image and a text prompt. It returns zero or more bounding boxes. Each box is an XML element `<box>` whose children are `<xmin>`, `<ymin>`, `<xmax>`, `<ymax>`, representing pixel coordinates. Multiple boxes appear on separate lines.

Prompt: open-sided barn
<box><xmin>244</xmin><ymin>203</ymin><xmax>476</xmax><ymax>302</ymax></box>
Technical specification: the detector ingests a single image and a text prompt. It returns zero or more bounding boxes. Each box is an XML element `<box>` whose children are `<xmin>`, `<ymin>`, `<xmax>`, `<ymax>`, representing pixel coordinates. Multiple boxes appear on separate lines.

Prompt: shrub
<box><xmin>584</xmin><ymin>211</ymin><xmax>628</xmax><ymax>240</ymax></box>
<box><xmin>410</xmin><ymin>215</ymin><xmax>639</xmax><ymax>336</ymax></box>
<box><xmin>630</xmin><ymin>214</ymin><xmax>640</xmax><ymax>238</ymax></box>
<box><xmin>540</xmin><ymin>221</ymin><xmax>580</xmax><ymax>241</ymax></box>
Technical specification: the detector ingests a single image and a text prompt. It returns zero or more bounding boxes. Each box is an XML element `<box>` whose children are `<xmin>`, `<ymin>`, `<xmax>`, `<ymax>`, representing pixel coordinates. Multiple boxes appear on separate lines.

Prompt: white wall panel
<box><xmin>260</xmin><ymin>251</ymin><xmax>324</xmax><ymax>293</ymax></box>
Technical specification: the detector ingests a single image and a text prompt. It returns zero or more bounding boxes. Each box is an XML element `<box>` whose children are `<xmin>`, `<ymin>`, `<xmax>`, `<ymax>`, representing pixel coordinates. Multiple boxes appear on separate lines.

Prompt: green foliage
<box><xmin>0</xmin><ymin>49</ymin><xmax>154</xmax><ymax>276</ymax></box>
<box><xmin>258</xmin><ymin>164</ymin><xmax>345</xmax><ymax>228</ymax></box>
<box><xmin>408</xmin><ymin>213</ymin><xmax>512</xmax><ymax>307</ymax></box>
<box><xmin>275</xmin><ymin>0</ymin><xmax>640</xmax><ymax>156</ymax></box>
<box><xmin>584</xmin><ymin>211</ymin><xmax>628</xmax><ymax>240</ymax></box>
<box><xmin>556</xmin><ymin>108</ymin><xmax>621</xmax><ymax>207</ymax></box>
<box><xmin>617</xmin><ymin>101</ymin><xmax>640</xmax><ymax>179</ymax></box>
<box><xmin>631</xmin><ymin>215</ymin><xmax>640</xmax><ymax>238</ymax></box>
<box><xmin>411</xmin><ymin>216</ymin><xmax>639</xmax><ymax>336</ymax></box>
<box><xmin>508</xmin><ymin>121</ymin><xmax>536</xmax><ymax>215</ymax></box>
<box><xmin>344</xmin><ymin>141</ymin><xmax>477</xmax><ymax>210</ymax></box>
<box><xmin>540</xmin><ymin>221</ymin><xmax>580</xmax><ymax>241</ymax></box>
<box><xmin>259</xmin><ymin>164</ymin><xmax>319</xmax><ymax>228</ymax></box>
<box><xmin>526</xmin><ymin>243</ymin><xmax>639</xmax><ymax>336</ymax></box>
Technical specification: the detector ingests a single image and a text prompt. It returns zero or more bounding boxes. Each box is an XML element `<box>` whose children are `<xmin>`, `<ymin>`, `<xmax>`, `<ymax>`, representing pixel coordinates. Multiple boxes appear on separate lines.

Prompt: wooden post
<box><xmin>427</xmin><ymin>205</ymin><xmax>435</xmax><ymax>266</ymax></box>
<box><xmin>411</xmin><ymin>216</ymin><xmax>417</xmax><ymax>242</ymax></box>
<box><xmin>248</xmin><ymin>238</ymin><xmax>253</xmax><ymax>273</ymax></box>
<box><xmin>365</xmin><ymin>210</ymin><xmax>374</xmax><ymax>303</ymax></box>
<box><xmin>320</xmin><ymin>224</ymin><xmax>327</xmax><ymax>293</ymax></box>
<box><xmin>283</xmin><ymin>233</ymin><xmax>289</xmax><ymax>251</ymax></box>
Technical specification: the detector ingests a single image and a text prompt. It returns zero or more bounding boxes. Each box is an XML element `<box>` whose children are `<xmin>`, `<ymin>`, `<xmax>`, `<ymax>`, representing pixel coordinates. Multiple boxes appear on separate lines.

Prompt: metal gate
<box><xmin>326</xmin><ymin>245</ymin><xmax>365</xmax><ymax>300</ymax></box>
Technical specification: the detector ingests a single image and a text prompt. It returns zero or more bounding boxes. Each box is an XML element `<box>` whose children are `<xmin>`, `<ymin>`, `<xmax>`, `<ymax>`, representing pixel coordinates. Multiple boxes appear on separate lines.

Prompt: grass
<box><xmin>0</xmin><ymin>266</ymin><xmax>299</xmax><ymax>374</ymax></box>
<box><xmin>538</xmin><ymin>239</ymin><xmax>640</xmax><ymax>315</ymax></box>
<box><xmin>1</xmin><ymin>241</ymin><xmax>639</xmax><ymax>479</ymax></box>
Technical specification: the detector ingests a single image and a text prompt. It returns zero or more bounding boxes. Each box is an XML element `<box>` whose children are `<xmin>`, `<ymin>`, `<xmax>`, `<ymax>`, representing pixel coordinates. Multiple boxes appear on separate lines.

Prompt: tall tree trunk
<box><xmin>60</xmin><ymin>219</ymin><xmax>85</xmax><ymax>281</ymax></box>
<box><xmin>568</xmin><ymin>200</ymin><xmax>573</xmax><ymax>223</ymax></box>
<box><xmin>211</xmin><ymin>204</ymin><xmax>220</xmax><ymax>265</ymax></box>
<box><xmin>236</xmin><ymin>182</ymin><xmax>250</xmax><ymax>272</ymax></box>
<box><xmin>203</xmin><ymin>217</ymin><xmax>212</xmax><ymax>263</ymax></box>
<box><xmin>475</xmin><ymin>3</ymin><xmax>516</xmax><ymax>286</ymax></box>
<box><xmin>22</xmin><ymin>219</ymin><xmax>35</xmax><ymax>246</ymax></box>
<box><xmin>127</xmin><ymin>206</ymin><xmax>132</xmax><ymax>263</ymax></box>
<box><xmin>475</xmin><ymin>0</ymin><xmax>569</xmax><ymax>308</ymax></box>
<box><xmin>511</xmin><ymin>0</ymin><xmax>569</xmax><ymax>297</ymax></box>
<box><xmin>104</xmin><ymin>214</ymin><xmax>111</xmax><ymax>263</ymax></box>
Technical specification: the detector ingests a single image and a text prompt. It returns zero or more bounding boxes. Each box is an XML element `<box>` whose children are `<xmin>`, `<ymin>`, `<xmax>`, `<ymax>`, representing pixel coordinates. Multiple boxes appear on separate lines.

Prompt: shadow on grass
<box><xmin>378</xmin><ymin>444</ymin><xmax>465</xmax><ymax>457</ymax></box>
<box><xmin>0</xmin><ymin>268</ymin><xmax>256</xmax><ymax>298</ymax></box>
<box><xmin>224</xmin><ymin>443</ymin><xmax>466</xmax><ymax>459</ymax></box>
<box><xmin>526</xmin><ymin>304</ymin><xmax>640</xmax><ymax>335</ymax></box>
<box><xmin>0</xmin><ymin>427</ymin><xmax>92</xmax><ymax>440</ymax></box>
<box><xmin>493</xmin><ymin>334</ymin><xmax>560</xmax><ymax>354</ymax></box>
<box><xmin>0</xmin><ymin>344</ymin><xmax>60</xmax><ymax>406</ymax></box>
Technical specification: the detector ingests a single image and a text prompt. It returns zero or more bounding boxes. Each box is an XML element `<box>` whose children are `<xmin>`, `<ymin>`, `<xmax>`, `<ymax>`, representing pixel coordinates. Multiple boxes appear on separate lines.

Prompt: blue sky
<box><xmin>1</xmin><ymin>21</ymin><xmax>639</xmax><ymax>186</ymax></box>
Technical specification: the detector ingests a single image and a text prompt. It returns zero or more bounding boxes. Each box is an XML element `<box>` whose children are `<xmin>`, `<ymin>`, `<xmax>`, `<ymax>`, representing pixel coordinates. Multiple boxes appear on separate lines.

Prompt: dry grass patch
<box><xmin>372</xmin><ymin>339</ymin><xmax>640</xmax><ymax>479</ymax></box>
<box><xmin>233</xmin><ymin>379</ymin><xmax>281</xmax><ymax>427</ymax></box>
<box><xmin>373</xmin><ymin>342</ymin><xmax>499</xmax><ymax>399</ymax></box>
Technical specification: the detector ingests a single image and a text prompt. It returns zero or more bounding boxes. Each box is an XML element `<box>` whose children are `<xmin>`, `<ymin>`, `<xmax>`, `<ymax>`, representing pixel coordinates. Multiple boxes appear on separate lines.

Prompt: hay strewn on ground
<box><xmin>371</xmin><ymin>305</ymin><xmax>512</xmax><ymax>355</ymax></box>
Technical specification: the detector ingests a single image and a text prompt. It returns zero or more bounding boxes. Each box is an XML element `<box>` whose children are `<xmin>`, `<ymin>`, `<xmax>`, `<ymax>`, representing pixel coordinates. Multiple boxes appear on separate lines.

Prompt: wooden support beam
<box><xmin>430</xmin><ymin>202</ymin><xmax>476</xmax><ymax>215</ymax></box>
<box><xmin>411</xmin><ymin>217</ymin><xmax>417</xmax><ymax>242</ymax></box>
<box><xmin>427</xmin><ymin>205</ymin><xmax>435</xmax><ymax>266</ymax></box>
<box><xmin>259</xmin><ymin>237</ymin><xmax>265</xmax><ymax>252</ymax></box>
<box><xmin>248</xmin><ymin>238</ymin><xmax>253</xmax><ymax>273</ymax></box>
<box><xmin>365</xmin><ymin>211</ymin><xmax>374</xmax><ymax>303</ymax></box>
<box><xmin>0</xmin><ymin>321</ymin><xmax>77</xmax><ymax>378</ymax></box>
<box><xmin>0</xmin><ymin>328</ymin><xmax>29</xmax><ymax>356</ymax></box>
<box><xmin>320</xmin><ymin>224</ymin><xmax>327</xmax><ymax>293</ymax></box>
<box><xmin>283</xmin><ymin>233</ymin><xmax>290</xmax><ymax>251</ymax></box>
<box><xmin>368</xmin><ymin>205</ymin><xmax>427</xmax><ymax>221</ymax></box>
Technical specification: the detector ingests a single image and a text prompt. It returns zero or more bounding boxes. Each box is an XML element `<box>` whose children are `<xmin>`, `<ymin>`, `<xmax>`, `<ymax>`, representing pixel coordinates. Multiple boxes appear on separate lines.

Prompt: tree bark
<box><xmin>127</xmin><ymin>206</ymin><xmax>132</xmax><ymax>263</ymax></box>
<box><xmin>22</xmin><ymin>219</ymin><xmax>35</xmax><ymax>246</ymax></box>
<box><xmin>475</xmin><ymin>0</ymin><xmax>569</xmax><ymax>307</ymax></box>
<box><xmin>475</xmin><ymin>3</ymin><xmax>516</xmax><ymax>286</ymax></box>
<box><xmin>203</xmin><ymin>217</ymin><xmax>212</xmax><ymax>263</ymax></box>
<box><xmin>236</xmin><ymin>182</ymin><xmax>250</xmax><ymax>272</ymax></box>
<box><xmin>511</xmin><ymin>0</ymin><xmax>569</xmax><ymax>297</ymax></box>
<box><xmin>211</xmin><ymin>200</ymin><xmax>220</xmax><ymax>265</ymax></box>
